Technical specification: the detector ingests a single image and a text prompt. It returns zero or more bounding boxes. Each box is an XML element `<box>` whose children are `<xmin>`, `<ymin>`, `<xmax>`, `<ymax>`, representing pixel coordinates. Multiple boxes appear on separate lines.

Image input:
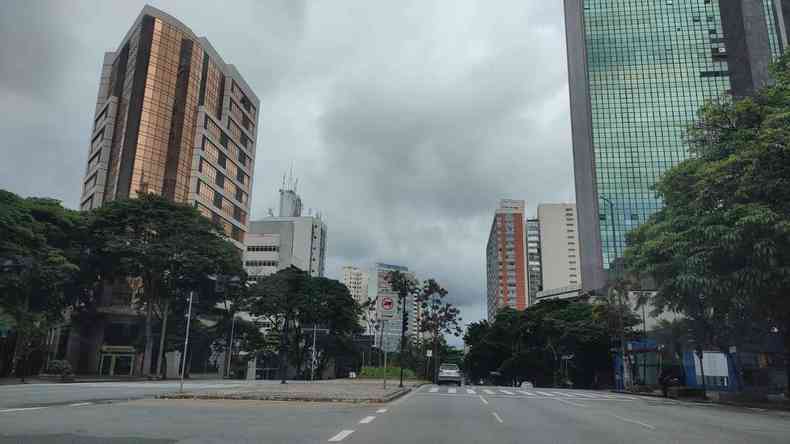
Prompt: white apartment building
<box><xmin>537</xmin><ymin>203</ymin><xmax>581</xmax><ymax>291</ymax></box>
<box><xmin>342</xmin><ymin>266</ymin><xmax>370</xmax><ymax>330</ymax></box>
<box><xmin>244</xmin><ymin>186</ymin><xmax>327</xmax><ymax>281</ymax></box>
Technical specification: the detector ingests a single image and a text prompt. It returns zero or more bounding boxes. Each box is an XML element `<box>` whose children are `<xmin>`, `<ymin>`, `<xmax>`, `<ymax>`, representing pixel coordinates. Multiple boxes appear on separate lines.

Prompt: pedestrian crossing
<box><xmin>419</xmin><ymin>386</ymin><xmax>636</xmax><ymax>401</ymax></box>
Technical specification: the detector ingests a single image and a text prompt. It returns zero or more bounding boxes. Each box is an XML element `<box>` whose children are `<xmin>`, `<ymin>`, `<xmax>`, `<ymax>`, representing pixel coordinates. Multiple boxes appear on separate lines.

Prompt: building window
<box><xmin>245</xmin><ymin>260</ymin><xmax>278</xmax><ymax>267</ymax></box>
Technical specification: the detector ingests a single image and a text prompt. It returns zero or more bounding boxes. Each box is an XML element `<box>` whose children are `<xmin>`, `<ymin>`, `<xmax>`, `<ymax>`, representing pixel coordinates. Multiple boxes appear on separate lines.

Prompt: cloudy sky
<box><xmin>0</xmin><ymin>0</ymin><xmax>574</xmax><ymax>338</ymax></box>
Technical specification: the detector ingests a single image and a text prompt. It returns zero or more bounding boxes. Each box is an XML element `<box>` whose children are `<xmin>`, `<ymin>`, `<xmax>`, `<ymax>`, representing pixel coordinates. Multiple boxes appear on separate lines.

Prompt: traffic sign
<box><xmin>380</xmin><ymin>296</ymin><xmax>396</xmax><ymax>319</ymax></box>
<box><xmin>426</xmin><ymin>350</ymin><xmax>433</xmax><ymax>358</ymax></box>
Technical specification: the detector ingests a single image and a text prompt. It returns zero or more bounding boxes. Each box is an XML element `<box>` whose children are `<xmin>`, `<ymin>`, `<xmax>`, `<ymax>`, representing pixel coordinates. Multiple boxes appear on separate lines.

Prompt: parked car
<box><xmin>437</xmin><ymin>363</ymin><xmax>462</xmax><ymax>386</ymax></box>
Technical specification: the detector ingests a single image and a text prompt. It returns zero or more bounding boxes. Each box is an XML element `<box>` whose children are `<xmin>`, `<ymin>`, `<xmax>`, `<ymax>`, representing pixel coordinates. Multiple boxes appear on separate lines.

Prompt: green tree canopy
<box><xmin>626</xmin><ymin>54</ymin><xmax>790</xmax><ymax>392</ymax></box>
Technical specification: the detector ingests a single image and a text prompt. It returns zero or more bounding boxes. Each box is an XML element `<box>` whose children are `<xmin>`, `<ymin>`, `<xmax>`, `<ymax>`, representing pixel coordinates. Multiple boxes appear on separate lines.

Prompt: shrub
<box><xmin>46</xmin><ymin>360</ymin><xmax>73</xmax><ymax>377</ymax></box>
<box><xmin>358</xmin><ymin>366</ymin><xmax>416</xmax><ymax>379</ymax></box>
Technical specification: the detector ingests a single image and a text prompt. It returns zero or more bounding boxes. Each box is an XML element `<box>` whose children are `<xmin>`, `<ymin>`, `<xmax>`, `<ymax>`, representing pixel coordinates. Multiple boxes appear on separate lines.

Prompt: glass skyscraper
<box><xmin>564</xmin><ymin>0</ymin><xmax>787</xmax><ymax>290</ymax></box>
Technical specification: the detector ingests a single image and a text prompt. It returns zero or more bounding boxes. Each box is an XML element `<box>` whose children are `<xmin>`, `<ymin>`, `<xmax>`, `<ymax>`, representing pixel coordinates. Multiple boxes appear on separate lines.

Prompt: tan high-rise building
<box><xmin>537</xmin><ymin>203</ymin><xmax>581</xmax><ymax>291</ymax></box>
<box><xmin>80</xmin><ymin>5</ymin><xmax>259</xmax><ymax>247</ymax></box>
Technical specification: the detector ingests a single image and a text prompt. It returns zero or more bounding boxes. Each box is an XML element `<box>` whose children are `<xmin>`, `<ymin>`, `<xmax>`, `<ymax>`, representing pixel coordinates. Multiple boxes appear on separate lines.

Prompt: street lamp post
<box><xmin>179</xmin><ymin>290</ymin><xmax>194</xmax><ymax>393</ymax></box>
<box><xmin>600</xmin><ymin>195</ymin><xmax>630</xmax><ymax>391</ymax></box>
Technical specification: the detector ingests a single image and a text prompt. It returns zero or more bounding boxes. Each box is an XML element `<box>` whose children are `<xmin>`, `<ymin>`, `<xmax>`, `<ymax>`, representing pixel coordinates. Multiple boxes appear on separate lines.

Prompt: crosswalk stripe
<box><xmin>483</xmin><ymin>389</ymin><xmax>495</xmax><ymax>395</ymax></box>
<box><xmin>448</xmin><ymin>388</ymin><xmax>457</xmax><ymax>394</ymax></box>
<box><xmin>429</xmin><ymin>387</ymin><xmax>439</xmax><ymax>393</ymax></box>
<box><xmin>552</xmin><ymin>392</ymin><xmax>576</xmax><ymax>398</ymax></box>
<box><xmin>518</xmin><ymin>391</ymin><xmax>536</xmax><ymax>396</ymax></box>
<box><xmin>535</xmin><ymin>391</ymin><xmax>555</xmax><ymax>397</ymax></box>
<box><xmin>466</xmin><ymin>389</ymin><xmax>476</xmax><ymax>394</ymax></box>
<box><xmin>499</xmin><ymin>390</ymin><xmax>515</xmax><ymax>395</ymax></box>
<box><xmin>572</xmin><ymin>393</ymin><xmax>600</xmax><ymax>398</ymax></box>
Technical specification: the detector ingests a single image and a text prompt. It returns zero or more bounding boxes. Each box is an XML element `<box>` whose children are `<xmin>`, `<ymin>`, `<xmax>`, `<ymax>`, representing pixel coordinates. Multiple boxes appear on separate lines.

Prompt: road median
<box><xmin>158</xmin><ymin>379</ymin><xmax>424</xmax><ymax>403</ymax></box>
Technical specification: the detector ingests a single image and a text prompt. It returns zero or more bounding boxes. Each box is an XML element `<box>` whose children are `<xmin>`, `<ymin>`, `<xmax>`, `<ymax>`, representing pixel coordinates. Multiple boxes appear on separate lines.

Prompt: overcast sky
<box><xmin>0</xmin><ymin>0</ymin><xmax>574</xmax><ymax>339</ymax></box>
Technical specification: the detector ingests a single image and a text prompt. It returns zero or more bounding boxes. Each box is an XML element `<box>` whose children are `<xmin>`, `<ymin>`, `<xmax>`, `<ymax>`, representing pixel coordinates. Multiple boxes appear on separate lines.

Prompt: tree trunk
<box><xmin>155</xmin><ymin>299</ymin><xmax>170</xmax><ymax>379</ymax></box>
<box><xmin>279</xmin><ymin>314</ymin><xmax>289</xmax><ymax>384</ymax></box>
<box><xmin>142</xmin><ymin>300</ymin><xmax>154</xmax><ymax>377</ymax></box>
<box><xmin>696</xmin><ymin>347</ymin><xmax>707</xmax><ymax>399</ymax></box>
<box><xmin>784</xmin><ymin>320</ymin><xmax>790</xmax><ymax>398</ymax></box>
<box><xmin>432</xmin><ymin>334</ymin><xmax>439</xmax><ymax>384</ymax></box>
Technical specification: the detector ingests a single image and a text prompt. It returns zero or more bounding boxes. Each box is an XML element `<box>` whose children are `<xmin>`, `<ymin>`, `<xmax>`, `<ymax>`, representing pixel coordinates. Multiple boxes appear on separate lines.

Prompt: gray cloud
<box><xmin>0</xmin><ymin>0</ymin><xmax>574</xmax><ymax>343</ymax></box>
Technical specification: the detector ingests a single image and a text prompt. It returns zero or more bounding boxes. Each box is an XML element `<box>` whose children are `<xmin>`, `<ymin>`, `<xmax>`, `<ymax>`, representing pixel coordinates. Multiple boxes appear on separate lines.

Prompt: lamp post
<box><xmin>179</xmin><ymin>290</ymin><xmax>194</xmax><ymax>393</ymax></box>
<box><xmin>600</xmin><ymin>195</ymin><xmax>630</xmax><ymax>391</ymax></box>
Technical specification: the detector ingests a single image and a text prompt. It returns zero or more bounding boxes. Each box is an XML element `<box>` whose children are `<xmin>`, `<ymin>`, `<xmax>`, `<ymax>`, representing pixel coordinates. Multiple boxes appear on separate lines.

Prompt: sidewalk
<box><xmin>0</xmin><ymin>375</ymin><xmax>149</xmax><ymax>385</ymax></box>
<box><xmin>160</xmin><ymin>378</ymin><xmax>425</xmax><ymax>403</ymax></box>
<box><xmin>612</xmin><ymin>388</ymin><xmax>790</xmax><ymax>411</ymax></box>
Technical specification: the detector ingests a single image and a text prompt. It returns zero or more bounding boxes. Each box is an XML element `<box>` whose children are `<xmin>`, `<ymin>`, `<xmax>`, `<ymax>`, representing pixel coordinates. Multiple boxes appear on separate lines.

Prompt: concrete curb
<box><xmin>157</xmin><ymin>386</ymin><xmax>416</xmax><ymax>404</ymax></box>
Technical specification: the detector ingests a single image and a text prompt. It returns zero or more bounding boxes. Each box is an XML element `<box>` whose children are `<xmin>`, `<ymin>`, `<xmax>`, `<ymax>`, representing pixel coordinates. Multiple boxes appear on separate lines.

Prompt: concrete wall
<box><xmin>563</xmin><ymin>0</ymin><xmax>605</xmax><ymax>292</ymax></box>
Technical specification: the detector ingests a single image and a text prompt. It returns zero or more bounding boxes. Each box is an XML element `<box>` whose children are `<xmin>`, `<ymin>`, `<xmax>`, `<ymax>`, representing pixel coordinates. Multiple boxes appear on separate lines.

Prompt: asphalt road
<box><xmin>1</xmin><ymin>384</ymin><xmax>789</xmax><ymax>443</ymax></box>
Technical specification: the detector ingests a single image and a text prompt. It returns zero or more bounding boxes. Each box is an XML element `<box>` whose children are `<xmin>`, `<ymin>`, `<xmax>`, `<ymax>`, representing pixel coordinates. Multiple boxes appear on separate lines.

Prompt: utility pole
<box><xmin>311</xmin><ymin>323</ymin><xmax>318</xmax><ymax>381</ymax></box>
<box><xmin>399</xmin><ymin>294</ymin><xmax>408</xmax><ymax>388</ymax></box>
<box><xmin>226</xmin><ymin>314</ymin><xmax>236</xmax><ymax>379</ymax></box>
<box><xmin>179</xmin><ymin>291</ymin><xmax>194</xmax><ymax>393</ymax></box>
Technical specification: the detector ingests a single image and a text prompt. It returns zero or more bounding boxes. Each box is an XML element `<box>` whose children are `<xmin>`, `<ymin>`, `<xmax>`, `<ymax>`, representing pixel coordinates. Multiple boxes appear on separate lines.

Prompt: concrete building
<box><xmin>526</xmin><ymin>218</ymin><xmax>543</xmax><ymax>307</ymax></box>
<box><xmin>564</xmin><ymin>0</ymin><xmax>787</xmax><ymax>291</ymax></box>
<box><xmin>342</xmin><ymin>266</ymin><xmax>370</xmax><ymax>330</ymax></box>
<box><xmin>58</xmin><ymin>6</ymin><xmax>258</xmax><ymax>376</ymax></box>
<box><xmin>244</xmin><ymin>185</ymin><xmax>327</xmax><ymax>281</ymax></box>
<box><xmin>485</xmin><ymin>199</ymin><xmax>528</xmax><ymax>321</ymax></box>
<box><xmin>537</xmin><ymin>203</ymin><xmax>581</xmax><ymax>292</ymax></box>
<box><xmin>372</xmin><ymin>263</ymin><xmax>419</xmax><ymax>352</ymax></box>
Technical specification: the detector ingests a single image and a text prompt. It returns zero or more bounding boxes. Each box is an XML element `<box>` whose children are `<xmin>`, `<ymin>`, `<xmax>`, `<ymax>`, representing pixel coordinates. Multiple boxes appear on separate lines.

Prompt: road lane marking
<box><xmin>328</xmin><ymin>430</ymin><xmax>355</xmax><ymax>442</ymax></box>
<box><xmin>466</xmin><ymin>389</ymin><xmax>476</xmax><ymax>394</ymax></box>
<box><xmin>359</xmin><ymin>416</ymin><xmax>376</xmax><ymax>424</ymax></box>
<box><xmin>67</xmin><ymin>402</ymin><xmax>92</xmax><ymax>407</ymax></box>
<box><xmin>429</xmin><ymin>387</ymin><xmax>439</xmax><ymax>393</ymax></box>
<box><xmin>499</xmin><ymin>390</ymin><xmax>514</xmax><ymax>395</ymax></box>
<box><xmin>611</xmin><ymin>414</ymin><xmax>656</xmax><ymax>431</ymax></box>
<box><xmin>376</xmin><ymin>408</ymin><xmax>388</xmax><ymax>413</ymax></box>
<box><xmin>492</xmin><ymin>412</ymin><xmax>504</xmax><ymax>424</ymax></box>
<box><xmin>448</xmin><ymin>388</ymin><xmax>457</xmax><ymax>394</ymax></box>
<box><xmin>572</xmin><ymin>393</ymin><xmax>599</xmax><ymax>398</ymax></box>
<box><xmin>483</xmin><ymin>389</ymin><xmax>495</xmax><ymax>395</ymax></box>
<box><xmin>479</xmin><ymin>395</ymin><xmax>489</xmax><ymax>405</ymax></box>
<box><xmin>555</xmin><ymin>398</ymin><xmax>587</xmax><ymax>408</ymax></box>
<box><xmin>552</xmin><ymin>391</ymin><xmax>576</xmax><ymax>398</ymax></box>
<box><xmin>0</xmin><ymin>407</ymin><xmax>46</xmax><ymax>414</ymax></box>
<box><xmin>535</xmin><ymin>391</ymin><xmax>555</xmax><ymax>397</ymax></box>
<box><xmin>519</xmin><ymin>391</ymin><xmax>536</xmax><ymax>396</ymax></box>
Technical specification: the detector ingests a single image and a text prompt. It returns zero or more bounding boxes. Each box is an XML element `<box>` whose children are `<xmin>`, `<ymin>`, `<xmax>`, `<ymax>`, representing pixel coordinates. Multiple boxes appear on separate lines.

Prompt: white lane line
<box><xmin>611</xmin><ymin>414</ymin><xmax>656</xmax><ymax>431</ymax></box>
<box><xmin>555</xmin><ymin>398</ymin><xmax>587</xmax><ymax>408</ymax></box>
<box><xmin>328</xmin><ymin>430</ymin><xmax>355</xmax><ymax>442</ymax></box>
<box><xmin>479</xmin><ymin>395</ymin><xmax>489</xmax><ymax>405</ymax></box>
<box><xmin>376</xmin><ymin>408</ymin><xmax>388</xmax><ymax>413</ymax></box>
<box><xmin>552</xmin><ymin>391</ymin><xmax>576</xmax><ymax>398</ymax></box>
<box><xmin>483</xmin><ymin>389</ymin><xmax>495</xmax><ymax>395</ymax></box>
<box><xmin>448</xmin><ymin>388</ymin><xmax>457</xmax><ymax>394</ymax></box>
<box><xmin>572</xmin><ymin>392</ymin><xmax>600</xmax><ymax>398</ymax></box>
<box><xmin>359</xmin><ymin>416</ymin><xmax>376</xmax><ymax>424</ymax></box>
<box><xmin>429</xmin><ymin>387</ymin><xmax>439</xmax><ymax>393</ymax></box>
<box><xmin>466</xmin><ymin>388</ymin><xmax>476</xmax><ymax>394</ymax></box>
<box><xmin>67</xmin><ymin>402</ymin><xmax>92</xmax><ymax>407</ymax></box>
<box><xmin>0</xmin><ymin>407</ymin><xmax>46</xmax><ymax>414</ymax></box>
<box><xmin>535</xmin><ymin>391</ymin><xmax>555</xmax><ymax>397</ymax></box>
<box><xmin>499</xmin><ymin>390</ymin><xmax>515</xmax><ymax>395</ymax></box>
<box><xmin>492</xmin><ymin>412</ymin><xmax>504</xmax><ymax>424</ymax></box>
<box><xmin>518</xmin><ymin>391</ymin><xmax>536</xmax><ymax>396</ymax></box>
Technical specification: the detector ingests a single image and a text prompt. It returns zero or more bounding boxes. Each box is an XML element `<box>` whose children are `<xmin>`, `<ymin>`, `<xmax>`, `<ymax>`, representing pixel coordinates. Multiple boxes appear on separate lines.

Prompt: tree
<box><xmin>0</xmin><ymin>190</ymin><xmax>83</xmax><ymax>379</ymax></box>
<box><xmin>416</xmin><ymin>279</ymin><xmax>462</xmax><ymax>383</ymax></box>
<box><xmin>86</xmin><ymin>193</ymin><xmax>242</xmax><ymax>377</ymax></box>
<box><xmin>249</xmin><ymin>266</ymin><xmax>311</xmax><ymax>382</ymax></box>
<box><xmin>387</xmin><ymin>270</ymin><xmax>419</xmax><ymax>387</ymax></box>
<box><xmin>626</xmin><ymin>53</ymin><xmax>790</xmax><ymax>395</ymax></box>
